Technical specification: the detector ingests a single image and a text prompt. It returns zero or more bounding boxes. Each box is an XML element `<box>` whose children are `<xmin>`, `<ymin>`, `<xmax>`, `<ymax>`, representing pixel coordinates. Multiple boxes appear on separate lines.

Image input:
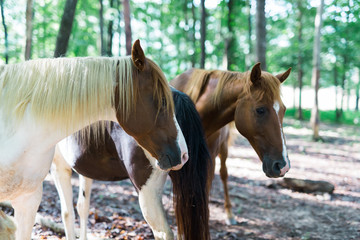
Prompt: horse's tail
<box><xmin>0</xmin><ymin>210</ymin><xmax>16</xmax><ymax>240</ymax></box>
<box><xmin>169</xmin><ymin>88</ymin><xmax>212</xmax><ymax>240</ymax></box>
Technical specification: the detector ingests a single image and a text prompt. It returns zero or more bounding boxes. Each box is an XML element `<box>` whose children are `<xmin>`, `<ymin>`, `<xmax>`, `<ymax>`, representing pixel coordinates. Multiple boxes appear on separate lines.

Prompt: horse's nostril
<box><xmin>272</xmin><ymin>161</ymin><xmax>281</xmax><ymax>174</ymax></box>
<box><xmin>182</xmin><ymin>153</ymin><xmax>189</xmax><ymax>163</ymax></box>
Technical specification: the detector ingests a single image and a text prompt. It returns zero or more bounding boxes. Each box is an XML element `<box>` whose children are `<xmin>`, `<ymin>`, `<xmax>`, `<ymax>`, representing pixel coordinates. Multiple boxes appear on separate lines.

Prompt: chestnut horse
<box><xmin>0</xmin><ymin>40</ymin><xmax>188</xmax><ymax>239</ymax></box>
<box><xmin>51</xmin><ymin>88</ymin><xmax>211</xmax><ymax>240</ymax></box>
<box><xmin>171</xmin><ymin>63</ymin><xmax>291</xmax><ymax>225</ymax></box>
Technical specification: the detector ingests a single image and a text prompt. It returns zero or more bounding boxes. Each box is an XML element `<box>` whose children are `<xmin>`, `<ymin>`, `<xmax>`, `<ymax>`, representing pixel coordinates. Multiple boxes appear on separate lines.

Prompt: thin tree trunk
<box><xmin>356</xmin><ymin>68</ymin><xmax>359</xmax><ymax>111</ymax></box>
<box><xmin>117</xmin><ymin>0</ymin><xmax>122</xmax><ymax>56</ymax></box>
<box><xmin>255</xmin><ymin>0</ymin><xmax>266</xmax><ymax>70</ymax></box>
<box><xmin>200</xmin><ymin>0</ymin><xmax>206</xmax><ymax>68</ymax></box>
<box><xmin>340</xmin><ymin>54</ymin><xmax>347</xmax><ymax>117</ymax></box>
<box><xmin>25</xmin><ymin>0</ymin><xmax>34</xmax><ymax>60</ymax></box>
<box><xmin>191</xmin><ymin>1</ymin><xmax>196</xmax><ymax>67</ymax></box>
<box><xmin>246</xmin><ymin>0</ymin><xmax>252</xmax><ymax>70</ymax></box>
<box><xmin>297</xmin><ymin>0</ymin><xmax>303</xmax><ymax>120</ymax></box>
<box><xmin>106</xmin><ymin>0</ymin><xmax>114</xmax><ymax>57</ymax></box>
<box><xmin>0</xmin><ymin>0</ymin><xmax>8</xmax><ymax>63</ymax></box>
<box><xmin>226</xmin><ymin>0</ymin><xmax>234</xmax><ymax>70</ymax></box>
<box><xmin>334</xmin><ymin>65</ymin><xmax>341</xmax><ymax>122</ymax></box>
<box><xmin>99</xmin><ymin>0</ymin><xmax>106</xmax><ymax>56</ymax></box>
<box><xmin>310</xmin><ymin>0</ymin><xmax>324</xmax><ymax>141</ymax></box>
<box><xmin>54</xmin><ymin>0</ymin><xmax>78</xmax><ymax>58</ymax></box>
<box><xmin>123</xmin><ymin>0</ymin><xmax>132</xmax><ymax>55</ymax></box>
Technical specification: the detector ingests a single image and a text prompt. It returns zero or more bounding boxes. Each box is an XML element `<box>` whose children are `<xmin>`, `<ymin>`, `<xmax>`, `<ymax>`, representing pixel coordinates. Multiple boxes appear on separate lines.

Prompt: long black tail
<box><xmin>169</xmin><ymin>88</ymin><xmax>212</xmax><ymax>240</ymax></box>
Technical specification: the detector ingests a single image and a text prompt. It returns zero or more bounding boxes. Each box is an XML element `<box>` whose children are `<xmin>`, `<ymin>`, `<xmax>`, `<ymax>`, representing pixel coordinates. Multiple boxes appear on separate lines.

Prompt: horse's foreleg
<box><xmin>219</xmin><ymin>141</ymin><xmax>236</xmax><ymax>225</ymax></box>
<box><xmin>76</xmin><ymin>175</ymin><xmax>93</xmax><ymax>240</ymax></box>
<box><xmin>138</xmin><ymin>169</ymin><xmax>173</xmax><ymax>240</ymax></box>
<box><xmin>11</xmin><ymin>184</ymin><xmax>42</xmax><ymax>240</ymax></box>
<box><xmin>51</xmin><ymin>148</ymin><xmax>77</xmax><ymax>240</ymax></box>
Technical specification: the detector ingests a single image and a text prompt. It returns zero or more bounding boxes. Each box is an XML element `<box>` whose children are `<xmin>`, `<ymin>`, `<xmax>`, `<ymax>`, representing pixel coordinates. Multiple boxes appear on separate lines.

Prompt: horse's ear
<box><xmin>131</xmin><ymin>39</ymin><xmax>146</xmax><ymax>71</ymax></box>
<box><xmin>276</xmin><ymin>67</ymin><xmax>292</xmax><ymax>83</ymax></box>
<box><xmin>250</xmin><ymin>62</ymin><xmax>262</xmax><ymax>85</ymax></box>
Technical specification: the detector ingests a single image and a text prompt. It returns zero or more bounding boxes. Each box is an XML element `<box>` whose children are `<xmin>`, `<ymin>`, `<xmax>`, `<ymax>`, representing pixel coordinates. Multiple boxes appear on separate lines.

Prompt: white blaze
<box><xmin>273</xmin><ymin>101</ymin><xmax>290</xmax><ymax>175</ymax></box>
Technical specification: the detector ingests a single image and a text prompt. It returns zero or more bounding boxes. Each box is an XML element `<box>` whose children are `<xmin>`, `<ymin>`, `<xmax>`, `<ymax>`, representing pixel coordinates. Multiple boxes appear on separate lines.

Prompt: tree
<box><xmin>99</xmin><ymin>0</ymin><xmax>106</xmax><ymax>56</ymax></box>
<box><xmin>107</xmin><ymin>0</ymin><xmax>114</xmax><ymax>57</ymax></box>
<box><xmin>123</xmin><ymin>0</ymin><xmax>132</xmax><ymax>55</ymax></box>
<box><xmin>200</xmin><ymin>0</ymin><xmax>206</xmax><ymax>68</ymax></box>
<box><xmin>25</xmin><ymin>0</ymin><xmax>34</xmax><ymax>60</ymax></box>
<box><xmin>255</xmin><ymin>0</ymin><xmax>266</xmax><ymax>70</ymax></box>
<box><xmin>0</xmin><ymin>0</ymin><xmax>8</xmax><ymax>63</ymax></box>
<box><xmin>296</xmin><ymin>0</ymin><xmax>304</xmax><ymax>120</ymax></box>
<box><xmin>310</xmin><ymin>0</ymin><xmax>324</xmax><ymax>141</ymax></box>
<box><xmin>54</xmin><ymin>0</ymin><xmax>78</xmax><ymax>58</ymax></box>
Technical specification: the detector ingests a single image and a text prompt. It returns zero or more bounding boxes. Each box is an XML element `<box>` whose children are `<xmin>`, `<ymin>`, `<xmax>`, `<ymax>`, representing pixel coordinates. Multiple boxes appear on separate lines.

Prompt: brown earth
<box><xmin>2</xmin><ymin>119</ymin><xmax>360</xmax><ymax>239</ymax></box>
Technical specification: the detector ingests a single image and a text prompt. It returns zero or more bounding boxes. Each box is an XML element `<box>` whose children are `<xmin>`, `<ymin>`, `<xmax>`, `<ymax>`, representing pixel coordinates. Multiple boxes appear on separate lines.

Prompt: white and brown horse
<box><xmin>51</xmin><ymin>88</ymin><xmax>211</xmax><ymax>240</ymax></box>
<box><xmin>171</xmin><ymin>63</ymin><xmax>291</xmax><ymax>224</ymax></box>
<box><xmin>0</xmin><ymin>40</ymin><xmax>188</xmax><ymax>239</ymax></box>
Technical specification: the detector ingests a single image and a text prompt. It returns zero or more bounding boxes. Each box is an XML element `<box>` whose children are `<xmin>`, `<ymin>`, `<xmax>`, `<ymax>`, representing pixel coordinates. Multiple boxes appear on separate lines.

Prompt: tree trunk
<box><xmin>246</xmin><ymin>0</ymin><xmax>252</xmax><ymax>70</ymax></box>
<box><xmin>106</xmin><ymin>0</ymin><xmax>114</xmax><ymax>57</ymax></box>
<box><xmin>355</xmin><ymin>68</ymin><xmax>359</xmax><ymax>111</ymax></box>
<box><xmin>200</xmin><ymin>0</ymin><xmax>206</xmax><ymax>68</ymax></box>
<box><xmin>226</xmin><ymin>0</ymin><xmax>235</xmax><ymax>70</ymax></box>
<box><xmin>117</xmin><ymin>0</ymin><xmax>122</xmax><ymax>56</ymax></box>
<box><xmin>191</xmin><ymin>1</ymin><xmax>196</xmax><ymax>68</ymax></box>
<box><xmin>310</xmin><ymin>0</ymin><xmax>324</xmax><ymax>141</ymax></box>
<box><xmin>123</xmin><ymin>0</ymin><xmax>132</xmax><ymax>56</ymax></box>
<box><xmin>99</xmin><ymin>0</ymin><xmax>106</xmax><ymax>56</ymax></box>
<box><xmin>297</xmin><ymin>0</ymin><xmax>303</xmax><ymax>120</ymax></box>
<box><xmin>356</xmin><ymin>83</ymin><xmax>359</xmax><ymax>111</ymax></box>
<box><xmin>334</xmin><ymin>65</ymin><xmax>341</xmax><ymax>122</ymax></box>
<box><xmin>0</xmin><ymin>0</ymin><xmax>8</xmax><ymax>63</ymax></box>
<box><xmin>54</xmin><ymin>0</ymin><xmax>78</xmax><ymax>58</ymax></box>
<box><xmin>255</xmin><ymin>0</ymin><xmax>266</xmax><ymax>70</ymax></box>
<box><xmin>25</xmin><ymin>0</ymin><xmax>34</xmax><ymax>60</ymax></box>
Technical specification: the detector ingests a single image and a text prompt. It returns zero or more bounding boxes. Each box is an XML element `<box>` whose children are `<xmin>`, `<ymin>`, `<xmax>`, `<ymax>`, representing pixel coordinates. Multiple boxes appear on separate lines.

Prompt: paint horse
<box><xmin>171</xmin><ymin>63</ymin><xmax>291</xmax><ymax>225</ymax></box>
<box><xmin>51</xmin><ymin>88</ymin><xmax>211</xmax><ymax>240</ymax></box>
<box><xmin>0</xmin><ymin>40</ymin><xmax>188</xmax><ymax>240</ymax></box>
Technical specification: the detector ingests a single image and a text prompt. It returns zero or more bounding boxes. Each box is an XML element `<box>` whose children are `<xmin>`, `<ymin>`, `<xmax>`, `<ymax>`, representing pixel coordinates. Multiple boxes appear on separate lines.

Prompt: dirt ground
<box><xmin>2</xmin><ymin>119</ymin><xmax>359</xmax><ymax>239</ymax></box>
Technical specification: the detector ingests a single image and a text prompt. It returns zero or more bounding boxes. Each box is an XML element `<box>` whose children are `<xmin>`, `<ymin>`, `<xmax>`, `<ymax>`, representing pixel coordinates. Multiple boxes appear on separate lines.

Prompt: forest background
<box><xmin>1</xmin><ymin>0</ymin><xmax>360</xmax><ymax>136</ymax></box>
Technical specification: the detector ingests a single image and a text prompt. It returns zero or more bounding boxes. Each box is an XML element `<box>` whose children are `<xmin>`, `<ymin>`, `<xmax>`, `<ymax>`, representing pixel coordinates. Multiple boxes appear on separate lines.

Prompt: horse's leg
<box><xmin>138</xmin><ymin>169</ymin><xmax>173</xmax><ymax>240</ymax></box>
<box><xmin>51</xmin><ymin>147</ymin><xmax>77</xmax><ymax>240</ymax></box>
<box><xmin>76</xmin><ymin>175</ymin><xmax>93</xmax><ymax>240</ymax></box>
<box><xmin>219</xmin><ymin>137</ymin><xmax>236</xmax><ymax>225</ymax></box>
<box><xmin>11</xmin><ymin>184</ymin><xmax>42</xmax><ymax>240</ymax></box>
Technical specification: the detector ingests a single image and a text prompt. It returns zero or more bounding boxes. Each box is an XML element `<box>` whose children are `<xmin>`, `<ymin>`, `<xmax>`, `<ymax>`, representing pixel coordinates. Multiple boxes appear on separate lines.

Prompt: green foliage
<box><xmin>285</xmin><ymin>108</ymin><xmax>360</xmax><ymax>126</ymax></box>
<box><xmin>1</xmin><ymin>0</ymin><xmax>359</xmax><ymax>122</ymax></box>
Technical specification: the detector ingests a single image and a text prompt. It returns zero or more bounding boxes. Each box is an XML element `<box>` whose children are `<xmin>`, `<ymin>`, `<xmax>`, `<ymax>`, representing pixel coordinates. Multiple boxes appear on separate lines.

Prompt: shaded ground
<box><xmin>3</xmin><ymin>119</ymin><xmax>359</xmax><ymax>239</ymax></box>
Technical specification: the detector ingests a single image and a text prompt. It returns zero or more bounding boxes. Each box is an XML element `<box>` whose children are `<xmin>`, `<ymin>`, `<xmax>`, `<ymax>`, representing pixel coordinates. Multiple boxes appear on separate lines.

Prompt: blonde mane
<box><xmin>0</xmin><ymin>56</ymin><xmax>135</xmax><ymax>132</ymax></box>
<box><xmin>184</xmin><ymin>69</ymin><xmax>281</xmax><ymax>106</ymax></box>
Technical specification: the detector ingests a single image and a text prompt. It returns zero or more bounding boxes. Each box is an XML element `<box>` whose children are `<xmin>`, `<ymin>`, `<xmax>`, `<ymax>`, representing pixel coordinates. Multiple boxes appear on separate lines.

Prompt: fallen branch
<box><xmin>279</xmin><ymin>177</ymin><xmax>335</xmax><ymax>194</ymax></box>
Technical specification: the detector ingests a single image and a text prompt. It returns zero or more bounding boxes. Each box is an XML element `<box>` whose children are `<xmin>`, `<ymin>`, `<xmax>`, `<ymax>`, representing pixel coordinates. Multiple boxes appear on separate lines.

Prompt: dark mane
<box><xmin>169</xmin><ymin>88</ymin><xmax>211</xmax><ymax>240</ymax></box>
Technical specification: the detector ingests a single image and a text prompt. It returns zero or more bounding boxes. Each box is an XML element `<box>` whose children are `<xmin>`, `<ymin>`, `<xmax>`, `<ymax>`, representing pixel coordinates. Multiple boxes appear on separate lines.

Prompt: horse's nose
<box><xmin>272</xmin><ymin>160</ymin><xmax>289</xmax><ymax>177</ymax></box>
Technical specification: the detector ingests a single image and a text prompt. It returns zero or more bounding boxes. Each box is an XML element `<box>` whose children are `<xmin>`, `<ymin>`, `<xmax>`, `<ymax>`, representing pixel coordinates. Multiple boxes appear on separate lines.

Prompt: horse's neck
<box><xmin>195</xmin><ymin>76</ymin><xmax>244</xmax><ymax>138</ymax></box>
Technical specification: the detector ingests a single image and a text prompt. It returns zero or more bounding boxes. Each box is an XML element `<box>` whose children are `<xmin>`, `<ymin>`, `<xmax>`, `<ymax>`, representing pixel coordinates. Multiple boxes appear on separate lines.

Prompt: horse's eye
<box><xmin>256</xmin><ymin>107</ymin><xmax>266</xmax><ymax>116</ymax></box>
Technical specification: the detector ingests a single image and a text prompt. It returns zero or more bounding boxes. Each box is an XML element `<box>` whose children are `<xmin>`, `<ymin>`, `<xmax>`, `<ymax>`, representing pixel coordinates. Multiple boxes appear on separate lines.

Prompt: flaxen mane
<box><xmin>0</xmin><ymin>210</ymin><xmax>16</xmax><ymax>240</ymax></box>
<box><xmin>184</xmin><ymin>69</ymin><xmax>282</xmax><ymax>106</ymax></box>
<box><xmin>0</xmin><ymin>57</ymin><xmax>135</xmax><ymax>131</ymax></box>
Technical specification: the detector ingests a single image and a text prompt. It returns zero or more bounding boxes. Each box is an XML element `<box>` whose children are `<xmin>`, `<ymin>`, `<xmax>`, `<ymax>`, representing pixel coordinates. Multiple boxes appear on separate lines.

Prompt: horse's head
<box><xmin>234</xmin><ymin>63</ymin><xmax>291</xmax><ymax>178</ymax></box>
<box><xmin>115</xmin><ymin>40</ymin><xmax>188</xmax><ymax>171</ymax></box>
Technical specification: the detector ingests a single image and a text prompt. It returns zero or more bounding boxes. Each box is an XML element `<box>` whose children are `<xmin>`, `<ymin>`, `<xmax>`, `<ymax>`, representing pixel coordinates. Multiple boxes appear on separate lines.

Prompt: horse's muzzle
<box><xmin>262</xmin><ymin>156</ymin><xmax>290</xmax><ymax>178</ymax></box>
<box><xmin>156</xmin><ymin>146</ymin><xmax>188</xmax><ymax>171</ymax></box>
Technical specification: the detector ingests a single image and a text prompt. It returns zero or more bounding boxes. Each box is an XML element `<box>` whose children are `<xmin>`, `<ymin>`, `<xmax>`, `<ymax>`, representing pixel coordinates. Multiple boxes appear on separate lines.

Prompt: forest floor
<box><xmin>3</xmin><ymin>119</ymin><xmax>359</xmax><ymax>240</ymax></box>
